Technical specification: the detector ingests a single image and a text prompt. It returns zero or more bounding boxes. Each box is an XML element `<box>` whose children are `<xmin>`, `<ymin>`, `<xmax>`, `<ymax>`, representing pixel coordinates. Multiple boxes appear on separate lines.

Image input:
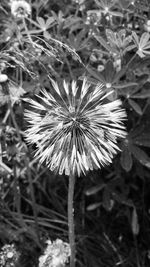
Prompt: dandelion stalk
<box><xmin>68</xmin><ymin>172</ymin><xmax>76</xmax><ymax>267</ymax></box>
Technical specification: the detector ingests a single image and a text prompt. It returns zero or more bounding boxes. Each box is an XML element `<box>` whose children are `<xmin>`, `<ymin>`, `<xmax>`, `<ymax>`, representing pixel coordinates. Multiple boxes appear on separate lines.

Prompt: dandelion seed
<box><xmin>39</xmin><ymin>239</ymin><xmax>71</xmax><ymax>267</ymax></box>
<box><xmin>25</xmin><ymin>79</ymin><xmax>127</xmax><ymax>176</ymax></box>
<box><xmin>10</xmin><ymin>0</ymin><xmax>31</xmax><ymax>18</ymax></box>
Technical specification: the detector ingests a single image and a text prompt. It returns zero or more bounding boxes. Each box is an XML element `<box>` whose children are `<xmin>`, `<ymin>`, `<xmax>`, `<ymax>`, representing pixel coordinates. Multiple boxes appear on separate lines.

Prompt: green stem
<box><xmin>133</xmin><ymin>235</ymin><xmax>141</xmax><ymax>267</ymax></box>
<box><xmin>126</xmin><ymin>52</ymin><xmax>137</xmax><ymax>69</ymax></box>
<box><xmin>25</xmin><ymin>157</ymin><xmax>41</xmax><ymax>247</ymax></box>
<box><xmin>68</xmin><ymin>173</ymin><xmax>76</xmax><ymax>267</ymax></box>
<box><xmin>22</xmin><ymin>17</ymin><xmax>35</xmax><ymax>47</ymax></box>
<box><xmin>13</xmin><ymin>160</ymin><xmax>26</xmax><ymax>229</ymax></box>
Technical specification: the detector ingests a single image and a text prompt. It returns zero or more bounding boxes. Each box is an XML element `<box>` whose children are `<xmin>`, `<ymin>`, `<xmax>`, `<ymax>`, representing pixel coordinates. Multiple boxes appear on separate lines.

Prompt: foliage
<box><xmin>0</xmin><ymin>0</ymin><xmax>150</xmax><ymax>266</ymax></box>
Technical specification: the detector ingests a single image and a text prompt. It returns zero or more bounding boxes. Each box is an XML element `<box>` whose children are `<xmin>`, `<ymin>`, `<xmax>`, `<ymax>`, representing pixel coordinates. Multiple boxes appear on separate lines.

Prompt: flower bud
<box><xmin>144</xmin><ymin>20</ymin><xmax>150</xmax><ymax>32</ymax></box>
<box><xmin>0</xmin><ymin>74</ymin><xmax>8</xmax><ymax>83</ymax></box>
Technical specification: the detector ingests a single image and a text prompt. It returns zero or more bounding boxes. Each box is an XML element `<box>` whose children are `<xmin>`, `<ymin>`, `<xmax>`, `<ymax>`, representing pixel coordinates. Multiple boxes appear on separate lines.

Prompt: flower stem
<box><xmin>25</xmin><ymin>157</ymin><xmax>42</xmax><ymax>248</ymax></box>
<box><xmin>68</xmin><ymin>172</ymin><xmax>76</xmax><ymax>267</ymax></box>
<box><xmin>22</xmin><ymin>17</ymin><xmax>35</xmax><ymax>47</ymax></box>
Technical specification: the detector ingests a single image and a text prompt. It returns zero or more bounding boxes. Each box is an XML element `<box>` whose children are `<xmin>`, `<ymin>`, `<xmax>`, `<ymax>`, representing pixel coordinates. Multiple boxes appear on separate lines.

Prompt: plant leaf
<box><xmin>139</xmin><ymin>32</ymin><xmax>150</xmax><ymax>48</ymax></box>
<box><xmin>130</xmin><ymin>145</ymin><xmax>150</xmax><ymax>167</ymax></box>
<box><xmin>133</xmin><ymin>134</ymin><xmax>150</xmax><ymax>147</ymax></box>
<box><xmin>95</xmin><ymin>35</ymin><xmax>114</xmax><ymax>52</ymax></box>
<box><xmin>132</xmin><ymin>91</ymin><xmax>150</xmax><ymax>98</ymax></box>
<box><xmin>102</xmin><ymin>188</ymin><xmax>113</xmax><ymax>211</ymax></box>
<box><xmin>86</xmin><ymin>66</ymin><xmax>105</xmax><ymax>83</ymax></box>
<box><xmin>86</xmin><ymin>202</ymin><xmax>101</xmax><ymax>211</ymax></box>
<box><xmin>115</xmin><ymin>82</ymin><xmax>137</xmax><ymax>89</ymax></box>
<box><xmin>85</xmin><ymin>183</ymin><xmax>106</xmax><ymax>196</ymax></box>
<box><xmin>45</xmin><ymin>17</ymin><xmax>55</xmax><ymax>27</ymax></box>
<box><xmin>120</xmin><ymin>146</ymin><xmax>133</xmax><ymax>172</ymax></box>
<box><xmin>131</xmin><ymin>208</ymin><xmax>139</xmax><ymax>235</ymax></box>
<box><xmin>128</xmin><ymin>99</ymin><xmax>143</xmax><ymax>115</ymax></box>
<box><xmin>37</xmin><ymin>17</ymin><xmax>46</xmax><ymax>28</ymax></box>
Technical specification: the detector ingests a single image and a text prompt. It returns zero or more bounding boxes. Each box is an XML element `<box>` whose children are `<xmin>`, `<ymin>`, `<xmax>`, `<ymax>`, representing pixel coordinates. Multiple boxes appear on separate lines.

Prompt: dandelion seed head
<box><xmin>10</xmin><ymin>0</ymin><xmax>31</xmax><ymax>18</ymax></box>
<box><xmin>25</xmin><ymin>79</ymin><xmax>127</xmax><ymax>176</ymax></box>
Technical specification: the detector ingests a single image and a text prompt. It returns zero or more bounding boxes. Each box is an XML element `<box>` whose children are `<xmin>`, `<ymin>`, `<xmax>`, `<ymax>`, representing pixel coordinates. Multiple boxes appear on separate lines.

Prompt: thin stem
<box><xmin>9</xmin><ymin>104</ymin><xmax>22</xmax><ymax>141</ymax></box>
<box><xmin>22</xmin><ymin>17</ymin><xmax>35</xmax><ymax>47</ymax></box>
<box><xmin>68</xmin><ymin>173</ymin><xmax>76</xmax><ymax>267</ymax></box>
<box><xmin>126</xmin><ymin>52</ymin><xmax>137</xmax><ymax>69</ymax></box>
<box><xmin>133</xmin><ymin>235</ymin><xmax>141</xmax><ymax>267</ymax></box>
<box><xmin>25</xmin><ymin>157</ymin><xmax>41</xmax><ymax>247</ymax></box>
<box><xmin>13</xmin><ymin>159</ymin><xmax>26</xmax><ymax>229</ymax></box>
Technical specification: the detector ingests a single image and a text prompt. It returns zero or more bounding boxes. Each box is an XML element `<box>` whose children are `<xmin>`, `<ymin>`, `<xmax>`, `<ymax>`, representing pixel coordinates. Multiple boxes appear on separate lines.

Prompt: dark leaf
<box><xmin>104</xmin><ymin>60</ymin><xmax>116</xmax><ymax>83</ymax></box>
<box><xmin>128</xmin><ymin>99</ymin><xmax>143</xmax><ymax>115</ymax></box>
<box><xmin>86</xmin><ymin>66</ymin><xmax>105</xmax><ymax>83</ymax></box>
<box><xmin>132</xmin><ymin>91</ymin><xmax>150</xmax><ymax>98</ymax></box>
<box><xmin>114</xmin><ymin>82</ymin><xmax>137</xmax><ymax>89</ymax></box>
<box><xmin>120</xmin><ymin>146</ymin><xmax>133</xmax><ymax>172</ymax></box>
<box><xmin>85</xmin><ymin>183</ymin><xmax>106</xmax><ymax>196</ymax></box>
<box><xmin>131</xmin><ymin>208</ymin><xmax>140</xmax><ymax>235</ymax></box>
<box><xmin>37</xmin><ymin>17</ymin><xmax>46</xmax><ymax>28</ymax></box>
<box><xmin>130</xmin><ymin>145</ymin><xmax>150</xmax><ymax>167</ymax></box>
<box><xmin>102</xmin><ymin>188</ymin><xmax>113</xmax><ymax>211</ymax></box>
<box><xmin>133</xmin><ymin>134</ymin><xmax>150</xmax><ymax>147</ymax></box>
<box><xmin>95</xmin><ymin>35</ymin><xmax>113</xmax><ymax>52</ymax></box>
<box><xmin>86</xmin><ymin>202</ymin><xmax>101</xmax><ymax>211</ymax></box>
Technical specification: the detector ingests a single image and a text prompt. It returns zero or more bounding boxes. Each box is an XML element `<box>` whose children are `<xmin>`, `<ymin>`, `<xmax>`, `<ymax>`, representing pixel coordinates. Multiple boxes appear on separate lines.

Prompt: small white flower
<box><xmin>7</xmin><ymin>252</ymin><xmax>14</xmax><ymax>258</ymax></box>
<box><xmin>10</xmin><ymin>0</ymin><xmax>31</xmax><ymax>18</ymax></box>
<box><xmin>0</xmin><ymin>244</ymin><xmax>20</xmax><ymax>267</ymax></box>
<box><xmin>39</xmin><ymin>239</ymin><xmax>71</xmax><ymax>267</ymax></box>
<box><xmin>97</xmin><ymin>64</ymin><xmax>105</xmax><ymax>72</ymax></box>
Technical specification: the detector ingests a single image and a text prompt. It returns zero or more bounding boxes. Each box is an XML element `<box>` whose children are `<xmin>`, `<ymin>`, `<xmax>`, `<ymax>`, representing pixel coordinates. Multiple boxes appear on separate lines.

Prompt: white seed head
<box><xmin>25</xmin><ymin>78</ymin><xmax>127</xmax><ymax>176</ymax></box>
<box><xmin>10</xmin><ymin>0</ymin><xmax>31</xmax><ymax>18</ymax></box>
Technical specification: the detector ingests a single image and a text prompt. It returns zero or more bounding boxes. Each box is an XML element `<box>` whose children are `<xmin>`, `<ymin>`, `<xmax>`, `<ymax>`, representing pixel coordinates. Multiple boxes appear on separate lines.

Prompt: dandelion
<box><xmin>0</xmin><ymin>244</ymin><xmax>20</xmax><ymax>267</ymax></box>
<box><xmin>10</xmin><ymin>0</ymin><xmax>31</xmax><ymax>18</ymax></box>
<box><xmin>39</xmin><ymin>239</ymin><xmax>71</xmax><ymax>267</ymax></box>
<box><xmin>25</xmin><ymin>78</ymin><xmax>127</xmax><ymax>267</ymax></box>
<box><xmin>25</xmin><ymin>78</ymin><xmax>127</xmax><ymax>177</ymax></box>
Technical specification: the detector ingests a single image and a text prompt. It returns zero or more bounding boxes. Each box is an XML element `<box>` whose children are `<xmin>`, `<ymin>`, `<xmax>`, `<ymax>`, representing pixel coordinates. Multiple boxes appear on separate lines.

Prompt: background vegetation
<box><xmin>0</xmin><ymin>0</ymin><xmax>150</xmax><ymax>266</ymax></box>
